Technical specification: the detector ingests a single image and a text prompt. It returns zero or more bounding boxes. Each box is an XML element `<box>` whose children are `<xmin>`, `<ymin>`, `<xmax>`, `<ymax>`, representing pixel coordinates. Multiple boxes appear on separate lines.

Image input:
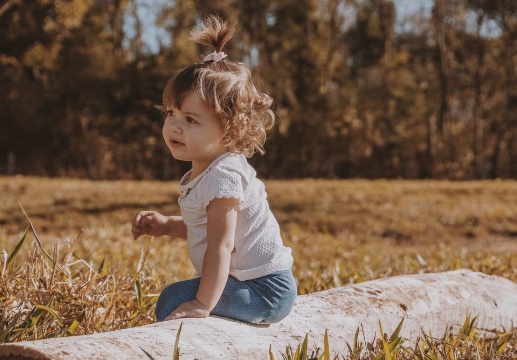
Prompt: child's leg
<box><xmin>155</xmin><ymin>270</ymin><xmax>297</xmax><ymax>324</ymax></box>
<box><xmin>212</xmin><ymin>269</ymin><xmax>297</xmax><ymax>324</ymax></box>
<box><xmin>155</xmin><ymin>277</ymin><xmax>200</xmax><ymax>322</ymax></box>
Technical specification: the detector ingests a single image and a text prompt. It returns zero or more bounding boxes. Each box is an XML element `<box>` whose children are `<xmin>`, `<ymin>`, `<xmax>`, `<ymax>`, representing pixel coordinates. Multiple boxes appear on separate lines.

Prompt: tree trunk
<box><xmin>473</xmin><ymin>12</ymin><xmax>486</xmax><ymax>179</ymax></box>
<box><xmin>432</xmin><ymin>0</ymin><xmax>451</xmax><ymax>176</ymax></box>
<box><xmin>1</xmin><ymin>269</ymin><xmax>516</xmax><ymax>359</ymax></box>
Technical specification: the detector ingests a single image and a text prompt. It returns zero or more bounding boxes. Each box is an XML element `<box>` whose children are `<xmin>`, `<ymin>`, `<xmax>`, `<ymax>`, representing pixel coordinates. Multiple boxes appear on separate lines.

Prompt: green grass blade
<box><xmin>389</xmin><ymin>318</ymin><xmax>404</xmax><ymax>343</ymax></box>
<box><xmin>29</xmin><ymin>308</ymin><xmax>45</xmax><ymax>327</ymax></box>
<box><xmin>66</xmin><ymin>319</ymin><xmax>81</xmax><ymax>336</ymax></box>
<box><xmin>286</xmin><ymin>345</ymin><xmax>293</xmax><ymax>360</ymax></box>
<box><xmin>5</xmin><ymin>227</ymin><xmax>28</xmax><ymax>271</ymax></box>
<box><xmin>379</xmin><ymin>320</ymin><xmax>392</xmax><ymax>360</ymax></box>
<box><xmin>298</xmin><ymin>334</ymin><xmax>308</xmax><ymax>360</ymax></box>
<box><xmin>35</xmin><ymin>305</ymin><xmax>63</xmax><ymax>326</ymax></box>
<box><xmin>467</xmin><ymin>316</ymin><xmax>478</xmax><ymax>340</ymax></box>
<box><xmin>322</xmin><ymin>329</ymin><xmax>330</xmax><ymax>360</ymax></box>
<box><xmin>293</xmin><ymin>344</ymin><xmax>301</xmax><ymax>359</ymax></box>
<box><xmin>135</xmin><ymin>279</ymin><xmax>143</xmax><ymax>309</ymax></box>
<box><xmin>372</xmin><ymin>351</ymin><xmax>385</xmax><ymax>360</ymax></box>
<box><xmin>0</xmin><ymin>313</ymin><xmax>23</xmax><ymax>342</ymax></box>
<box><xmin>354</xmin><ymin>326</ymin><xmax>360</xmax><ymax>352</ymax></box>
<box><xmin>497</xmin><ymin>340</ymin><xmax>509</xmax><ymax>354</ymax></box>
<box><xmin>173</xmin><ymin>321</ymin><xmax>183</xmax><ymax>360</ymax></box>
<box><xmin>98</xmin><ymin>257</ymin><xmax>106</xmax><ymax>275</ymax></box>
<box><xmin>66</xmin><ymin>311</ymin><xmax>85</xmax><ymax>336</ymax></box>
<box><xmin>459</xmin><ymin>314</ymin><xmax>470</xmax><ymax>338</ymax></box>
<box><xmin>388</xmin><ymin>337</ymin><xmax>402</xmax><ymax>352</ymax></box>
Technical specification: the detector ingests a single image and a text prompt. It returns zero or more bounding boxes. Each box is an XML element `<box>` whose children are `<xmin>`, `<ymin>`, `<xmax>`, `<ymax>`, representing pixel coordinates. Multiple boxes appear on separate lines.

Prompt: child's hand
<box><xmin>131</xmin><ymin>211</ymin><xmax>169</xmax><ymax>240</ymax></box>
<box><xmin>164</xmin><ymin>299</ymin><xmax>210</xmax><ymax>320</ymax></box>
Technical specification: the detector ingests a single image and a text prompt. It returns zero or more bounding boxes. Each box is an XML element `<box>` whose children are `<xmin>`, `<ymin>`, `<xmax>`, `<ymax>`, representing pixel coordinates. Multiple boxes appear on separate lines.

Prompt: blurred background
<box><xmin>1</xmin><ymin>0</ymin><xmax>516</xmax><ymax>180</ymax></box>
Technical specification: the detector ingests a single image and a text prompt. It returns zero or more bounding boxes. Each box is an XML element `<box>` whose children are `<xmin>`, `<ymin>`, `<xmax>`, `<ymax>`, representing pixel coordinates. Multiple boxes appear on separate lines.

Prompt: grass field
<box><xmin>1</xmin><ymin>176</ymin><xmax>517</xmax><ymax>358</ymax></box>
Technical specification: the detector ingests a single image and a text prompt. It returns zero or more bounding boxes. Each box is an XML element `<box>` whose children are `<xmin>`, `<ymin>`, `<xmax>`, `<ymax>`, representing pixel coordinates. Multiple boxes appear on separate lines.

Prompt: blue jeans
<box><xmin>155</xmin><ymin>270</ymin><xmax>297</xmax><ymax>324</ymax></box>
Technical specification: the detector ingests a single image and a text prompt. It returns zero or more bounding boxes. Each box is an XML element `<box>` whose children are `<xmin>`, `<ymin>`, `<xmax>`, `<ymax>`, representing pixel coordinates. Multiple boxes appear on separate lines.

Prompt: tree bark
<box><xmin>1</xmin><ymin>269</ymin><xmax>516</xmax><ymax>359</ymax></box>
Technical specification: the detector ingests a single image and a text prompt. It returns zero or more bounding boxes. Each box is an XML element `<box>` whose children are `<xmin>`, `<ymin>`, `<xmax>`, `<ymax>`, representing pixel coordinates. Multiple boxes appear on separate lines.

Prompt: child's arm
<box><xmin>132</xmin><ymin>211</ymin><xmax>187</xmax><ymax>240</ymax></box>
<box><xmin>165</xmin><ymin>197</ymin><xmax>238</xmax><ymax>319</ymax></box>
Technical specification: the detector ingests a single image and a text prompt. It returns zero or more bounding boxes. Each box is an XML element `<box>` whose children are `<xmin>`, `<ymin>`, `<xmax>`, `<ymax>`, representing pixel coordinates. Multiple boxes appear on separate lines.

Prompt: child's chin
<box><xmin>170</xmin><ymin>152</ymin><xmax>189</xmax><ymax>162</ymax></box>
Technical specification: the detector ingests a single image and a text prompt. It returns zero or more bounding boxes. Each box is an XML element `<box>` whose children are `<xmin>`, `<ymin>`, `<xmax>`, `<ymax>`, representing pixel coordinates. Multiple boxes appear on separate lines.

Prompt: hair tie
<box><xmin>203</xmin><ymin>51</ymin><xmax>227</xmax><ymax>63</ymax></box>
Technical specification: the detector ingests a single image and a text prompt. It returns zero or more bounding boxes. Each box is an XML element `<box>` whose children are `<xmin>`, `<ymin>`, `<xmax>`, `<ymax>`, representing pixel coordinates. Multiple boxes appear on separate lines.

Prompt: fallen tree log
<box><xmin>1</xmin><ymin>269</ymin><xmax>517</xmax><ymax>359</ymax></box>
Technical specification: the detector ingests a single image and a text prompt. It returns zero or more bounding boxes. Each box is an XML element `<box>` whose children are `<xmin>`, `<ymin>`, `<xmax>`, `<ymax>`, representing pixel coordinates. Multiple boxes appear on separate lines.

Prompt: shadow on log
<box><xmin>1</xmin><ymin>269</ymin><xmax>516</xmax><ymax>359</ymax></box>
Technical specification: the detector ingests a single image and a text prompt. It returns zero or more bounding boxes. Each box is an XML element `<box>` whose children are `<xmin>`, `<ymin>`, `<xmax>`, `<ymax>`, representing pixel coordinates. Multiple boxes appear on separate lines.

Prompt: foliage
<box><xmin>273</xmin><ymin>316</ymin><xmax>516</xmax><ymax>359</ymax></box>
<box><xmin>1</xmin><ymin>177</ymin><xmax>517</xmax><ymax>359</ymax></box>
<box><xmin>1</xmin><ymin>1</ymin><xmax>517</xmax><ymax>179</ymax></box>
<box><xmin>0</xmin><ymin>214</ymin><xmax>158</xmax><ymax>342</ymax></box>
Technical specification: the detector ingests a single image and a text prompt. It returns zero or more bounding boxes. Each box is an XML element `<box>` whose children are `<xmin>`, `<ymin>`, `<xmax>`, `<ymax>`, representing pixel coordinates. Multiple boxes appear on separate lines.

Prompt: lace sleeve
<box><xmin>200</xmin><ymin>166</ymin><xmax>245</xmax><ymax>209</ymax></box>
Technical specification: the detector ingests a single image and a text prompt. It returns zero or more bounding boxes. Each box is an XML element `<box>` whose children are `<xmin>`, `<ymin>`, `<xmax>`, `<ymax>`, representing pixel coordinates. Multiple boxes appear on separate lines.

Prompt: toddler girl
<box><xmin>131</xmin><ymin>15</ymin><xmax>296</xmax><ymax>324</ymax></box>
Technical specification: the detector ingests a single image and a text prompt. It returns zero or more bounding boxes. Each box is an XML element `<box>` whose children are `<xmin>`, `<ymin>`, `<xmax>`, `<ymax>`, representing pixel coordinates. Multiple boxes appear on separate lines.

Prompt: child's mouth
<box><xmin>170</xmin><ymin>140</ymin><xmax>184</xmax><ymax>148</ymax></box>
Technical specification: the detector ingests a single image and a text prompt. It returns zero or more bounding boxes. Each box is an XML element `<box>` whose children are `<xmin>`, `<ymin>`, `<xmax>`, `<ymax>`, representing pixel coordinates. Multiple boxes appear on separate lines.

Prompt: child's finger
<box><xmin>138</xmin><ymin>215</ymin><xmax>156</xmax><ymax>227</ymax></box>
<box><xmin>133</xmin><ymin>212</ymin><xmax>144</xmax><ymax>226</ymax></box>
<box><xmin>165</xmin><ymin>310</ymin><xmax>183</xmax><ymax>321</ymax></box>
<box><xmin>134</xmin><ymin>211</ymin><xmax>151</xmax><ymax>225</ymax></box>
<box><xmin>131</xmin><ymin>227</ymin><xmax>140</xmax><ymax>240</ymax></box>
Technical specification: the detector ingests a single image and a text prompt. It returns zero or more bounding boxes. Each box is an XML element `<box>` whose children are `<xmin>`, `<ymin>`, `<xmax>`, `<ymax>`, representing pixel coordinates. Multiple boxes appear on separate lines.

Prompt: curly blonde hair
<box><xmin>161</xmin><ymin>15</ymin><xmax>275</xmax><ymax>157</ymax></box>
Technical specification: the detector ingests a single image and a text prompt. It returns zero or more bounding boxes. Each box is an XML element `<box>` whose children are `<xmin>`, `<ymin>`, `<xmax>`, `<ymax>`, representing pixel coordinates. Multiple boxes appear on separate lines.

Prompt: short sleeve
<box><xmin>200</xmin><ymin>166</ymin><xmax>245</xmax><ymax>208</ymax></box>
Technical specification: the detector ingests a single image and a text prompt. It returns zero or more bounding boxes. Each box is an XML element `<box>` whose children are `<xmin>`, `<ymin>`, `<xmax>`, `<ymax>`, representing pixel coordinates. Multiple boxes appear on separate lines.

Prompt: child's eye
<box><xmin>166</xmin><ymin>110</ymin><xmax>174</xmax><ymax>117</ymax></box>
<box><xmin>186</xmin><ymin>117</ymin><xmax>195</xmax><ymax>124</ymax></box>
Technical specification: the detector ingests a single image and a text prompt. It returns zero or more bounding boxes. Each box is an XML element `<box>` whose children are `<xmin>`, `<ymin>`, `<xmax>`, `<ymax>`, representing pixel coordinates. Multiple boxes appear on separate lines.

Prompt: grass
<box><xmin>1</xmin><ymin>176</ymin><xmax>517</xmax><ymax>358</ymax></box>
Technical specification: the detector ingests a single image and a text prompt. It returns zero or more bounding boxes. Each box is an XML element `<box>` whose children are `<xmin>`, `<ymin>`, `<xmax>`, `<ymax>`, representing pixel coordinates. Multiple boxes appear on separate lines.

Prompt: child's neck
<box><xmin>189</xmin><ymin>151</ymin><xmax>230</xmax><ymax>182</ymax></box>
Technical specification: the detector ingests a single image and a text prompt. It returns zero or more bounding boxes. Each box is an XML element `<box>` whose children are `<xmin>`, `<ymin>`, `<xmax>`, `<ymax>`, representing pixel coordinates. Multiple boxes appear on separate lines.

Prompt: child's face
<box><xmin>162</xmin><ymin>92</ymin><xmax>227</xmax><ymax>171</ymax></box>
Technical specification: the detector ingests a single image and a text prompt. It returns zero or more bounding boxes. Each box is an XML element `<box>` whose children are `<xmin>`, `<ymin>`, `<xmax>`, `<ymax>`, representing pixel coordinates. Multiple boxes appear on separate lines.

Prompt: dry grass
<box><xmin>1</xmin><ymin>176</ymin><xmax>517</xmax><ymax>358</ymax></box>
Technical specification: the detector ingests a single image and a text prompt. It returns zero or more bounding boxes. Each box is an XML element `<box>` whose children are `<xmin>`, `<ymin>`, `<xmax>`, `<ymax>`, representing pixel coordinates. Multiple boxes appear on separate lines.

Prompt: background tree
<box><xmin>1</xmin><ymin>0</ymin><xmax>515</xmax><ymax>179</ymax></box>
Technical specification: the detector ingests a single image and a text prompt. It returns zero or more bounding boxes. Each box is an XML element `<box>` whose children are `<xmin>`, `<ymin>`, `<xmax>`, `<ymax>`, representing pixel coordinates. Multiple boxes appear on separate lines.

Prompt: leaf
<box><xmin>466</xmin><ymin>316</ymin><xmax>478</xmax><ymax>341</ymax></box>
<box><xmin>389</xmin><ymin>318</ymin><xmax>404</xmax><ymax>343</ymax></box>
<box><xmin>66</xmin><ymin>311</ymin><xmax>85</xmax><ymax>336</ymax></box>
<box><xmin>372</xmin><ymin>351</ymin><xmax>385</xmax><ymax>360</ymax></box>
<box><xmin>379</xmin><ymin>320</ymin><xmax>392</xmax><ymax>360</ymax></box>
<box><xmin>135</xmin><ymin>279</ymin><xmax>143</xmax><ymax>309</ymax></box>
<box><xmin>459</xmin><ymin>315</ymin><xmax>470</xmax><ymax>339</ymax></box>
<box><xmin>66</xmin><ymin>319</ymin><xmax>81</xmax><ymax>336</ymax></box>
<box><xmin>298</xmin><ymin>334</ymin><xmax>308</xmax><ymax>360</ymax></box>
<box><xmin>35</xmin><ymin>305</ymin><xmax>63</xmax><ymax>326</ymax></box>
<box><xmin>173</xmin><ymin>321</ymin><xmax>183</xmax><ymax>360</ymax></box>
<box><xmin>388</xmin><ymin>337</ymin><xmax>402</xmax><ymax>352</ymax></box>
<box><xmin>497</xmin><ymin>340</ymin><xmax>509</xmax><ymax>354</ymax></box>
<box><xmin>98</xmin><ymin>257</ymin><xmax>106</xmax><ymax>275</ymax></box>
<box><xmin>29</xmin><ymin>308</ymin><xmax>45</xmax><ymax>328</ymax></box>
<box><xmin>354</xmin><ymin>326</ymin><xmax>360</xmax><ymax>351</ymax></box>
<box><xmin>286</xmin><ymin>345</ymin><xmax>293</xmax><ymax>360</ymax></box>
<box><xmin>293</xmin><ymin>344</ymin><xmax>300</xmax><ymax>360</ymax></box>
<box><xmin>5</xmin><ymin>227</ymin><xmax>28</xmax><ymax>271</ymax></box>
<box><xmin>0</xmin><ymin>313</ymin><xmax>22</xmax><ymax>342</ymax></box>
<box><xmin>347</xmin><ymin>326</ymin><xmax>364</xmax><ymax>357</ymax></box>
<box><xmin>322</xmin><ymin>329</ymin><xmax>330</xmax><ymax>360</ymax></box>
<box><xmin>345</xmin><ymin>341</ymin><xmax>353</xmax><ymax>355</ymax></box>
<box><xmin>269</xmin><ymin>344</ymin><xmax>275</xmax><ymax>360</ymax></box>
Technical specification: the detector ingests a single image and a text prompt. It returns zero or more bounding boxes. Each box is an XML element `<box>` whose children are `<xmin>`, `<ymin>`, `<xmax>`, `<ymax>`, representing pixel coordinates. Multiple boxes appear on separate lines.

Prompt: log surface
<box><xmin>1</xmin><ymin>269</ymin><xmax>517</xmax><ymax>359</ymax></box>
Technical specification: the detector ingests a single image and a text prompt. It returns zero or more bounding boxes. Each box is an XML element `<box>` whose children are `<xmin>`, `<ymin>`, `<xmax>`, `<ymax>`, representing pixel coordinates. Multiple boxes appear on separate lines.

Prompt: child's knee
<box><xmin>154</xmin><ymin>279</ymin><xmax>200</xmax><ymax>322</ymax></box>
<box><xmin>154</xmin><ymin>294</ymin><xmax>170</xmax><ymax>322</ymax></box>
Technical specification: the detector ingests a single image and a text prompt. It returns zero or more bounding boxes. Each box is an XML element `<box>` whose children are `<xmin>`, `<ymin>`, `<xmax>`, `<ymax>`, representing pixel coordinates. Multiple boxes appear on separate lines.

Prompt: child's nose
<box><xmin>165</xmin><ymin>117</ymin><xmax>182</xmax><ymax>133</ymax></box>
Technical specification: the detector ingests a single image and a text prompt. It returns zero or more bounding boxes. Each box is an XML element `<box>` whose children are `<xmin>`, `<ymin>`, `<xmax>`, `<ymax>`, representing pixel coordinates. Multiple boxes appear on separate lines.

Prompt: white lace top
<box><xmin>178</xmin><ymin>152</ymin><xmax>293</xmax><ymax>281</ymax></box>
